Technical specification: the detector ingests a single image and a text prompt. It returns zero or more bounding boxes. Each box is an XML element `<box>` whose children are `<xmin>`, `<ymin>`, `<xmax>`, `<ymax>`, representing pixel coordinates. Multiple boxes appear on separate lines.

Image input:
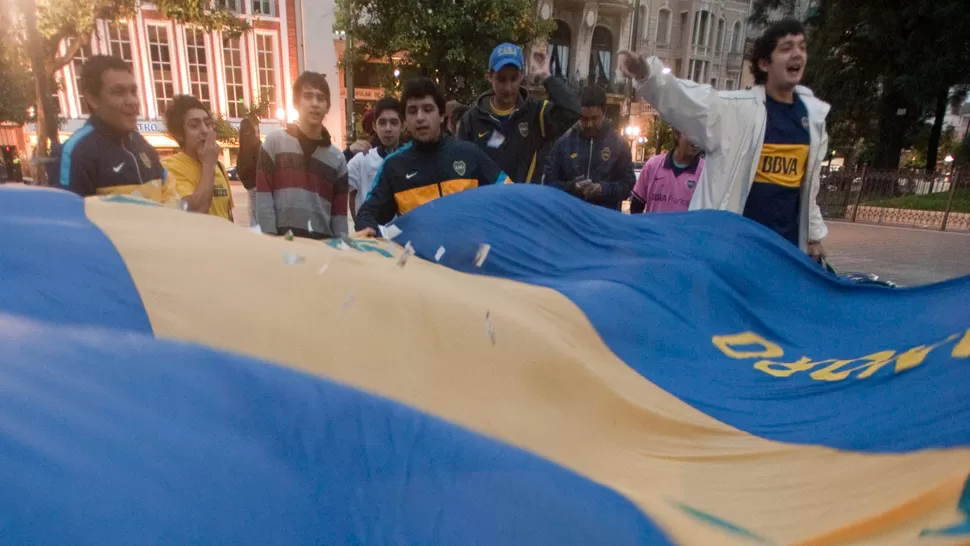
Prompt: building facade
<box><xmin>539</xmin><ymin>0</ymin><xmax>751</xmax><ymax>93</ymax></box>
<box><xmin>535</xmin><ymin>0</ymin><xmax>751</xmax><ymax>159</ymax></box>
<box><xmin>22</xmin><ymin>0</ymin><xmax>301</xmax><ymax>169</ymax></box>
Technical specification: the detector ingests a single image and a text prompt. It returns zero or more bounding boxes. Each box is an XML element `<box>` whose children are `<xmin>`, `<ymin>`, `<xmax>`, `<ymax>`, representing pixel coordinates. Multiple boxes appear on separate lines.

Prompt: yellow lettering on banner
<box><xmin>712</xmin><ymin>332</ymin><xmax>784</xmax><ymax>359</ymax></box>
<box><xmin>894</xmin><ymin>334</ymin><xmax>962</xmax><ymax>374</ymax></box>
<box><xmin>754</xmin><ymin>356</ymin><xmax>829</xmax><ymax>378</ymax></box>
<box><xmin>953</xmin><ymin>329</ymin><xmax>970</xmax><ymax>358</ymax></box>
<box><xmin>809</xmin><ymin>351</ymin><xmax>897</xmax><ymax>381</ymax></box>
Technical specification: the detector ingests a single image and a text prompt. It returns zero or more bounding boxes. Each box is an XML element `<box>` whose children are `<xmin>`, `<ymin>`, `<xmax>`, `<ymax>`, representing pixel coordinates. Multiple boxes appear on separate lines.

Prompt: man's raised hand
<box><xmin>617</xmin><ymin>50</ymin><xmax>649</xmax><ymax>81</ymax></box>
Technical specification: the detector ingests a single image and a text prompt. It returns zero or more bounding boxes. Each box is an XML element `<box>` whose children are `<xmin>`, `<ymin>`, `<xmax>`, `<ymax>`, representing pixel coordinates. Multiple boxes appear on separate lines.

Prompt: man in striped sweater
<box><xmin>255</xmin><ymin>71</ymin><xmax>349</xmax><ymax>239</ymax></box>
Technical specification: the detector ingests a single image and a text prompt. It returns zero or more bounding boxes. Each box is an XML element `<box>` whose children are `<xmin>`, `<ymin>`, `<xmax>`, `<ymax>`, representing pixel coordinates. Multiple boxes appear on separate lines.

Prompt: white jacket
<box><xmin>347</xmin><ymin>146</ymin><xmax>385</xmax><ymax>215</ymax></box>
<box><xmin>634</xmin><ymin>56</ymin><xmax>830</xmax><ymax>248</ymax></box>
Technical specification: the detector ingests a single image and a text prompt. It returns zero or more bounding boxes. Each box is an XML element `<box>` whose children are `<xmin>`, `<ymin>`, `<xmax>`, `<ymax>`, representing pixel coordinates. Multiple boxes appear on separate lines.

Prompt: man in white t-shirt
<box><xmin>347</xmin><ymin>98</ymin><xmax>403</xmax><ymax>222</ymax></box>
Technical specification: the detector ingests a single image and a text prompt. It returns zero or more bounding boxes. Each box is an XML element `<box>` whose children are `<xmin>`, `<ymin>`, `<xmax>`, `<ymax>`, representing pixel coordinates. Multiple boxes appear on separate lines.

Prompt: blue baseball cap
<box><xmin>489</xmin><ymin>43</ymin><xmax>524</xmax><ymax>72</ymax></box>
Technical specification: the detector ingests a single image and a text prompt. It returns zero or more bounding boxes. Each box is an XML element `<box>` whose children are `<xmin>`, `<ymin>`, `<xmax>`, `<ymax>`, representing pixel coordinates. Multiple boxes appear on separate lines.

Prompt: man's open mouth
<box><xmin>786</xmin><ymin>63</ymin><xmax>803</xmax><ymax>75</ymax></box>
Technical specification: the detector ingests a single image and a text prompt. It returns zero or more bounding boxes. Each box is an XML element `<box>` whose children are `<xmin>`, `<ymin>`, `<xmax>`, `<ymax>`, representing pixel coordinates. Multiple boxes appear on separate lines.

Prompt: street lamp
<box><xmin>624</xmin><ymin>125</ymin><xmax>641</xmax><ymax>159</ymax></box>
<box><xmin>393</xmin><ymin>68</ymin><xmax>401</xmax><ymax>78</ymax></box>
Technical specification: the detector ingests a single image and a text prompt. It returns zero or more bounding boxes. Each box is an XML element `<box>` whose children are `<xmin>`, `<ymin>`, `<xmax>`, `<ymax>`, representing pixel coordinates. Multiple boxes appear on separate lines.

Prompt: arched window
<box><xmin>731</xmin><ymin>21</ymin><xmax>743</xmax><ymax>53</ymax></box>
<box><xmin>547</xmin><ymin>19</ymin><xmax>571</xmax><ymax>79</ymax></box>
<box><xmin>588</xmin><ymin>26</ymin><xmax>613</xmax><ymax>85</ymax></box>
<box><xmin>638</xmin><ymin>6</ymin><xmax>648</xmax><ymax>42</ymax></box>
<box><xmin>657</xmin><ymin>9</ymin><xmax>671</xmax><ymax>45</ymax></box>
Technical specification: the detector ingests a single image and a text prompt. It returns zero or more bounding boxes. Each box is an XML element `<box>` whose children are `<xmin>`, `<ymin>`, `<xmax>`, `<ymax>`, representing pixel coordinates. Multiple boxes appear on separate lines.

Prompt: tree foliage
<box><xmin>751</xmin><ymin>0</ymin><xmax>970</xmax><ymax>169</ymax></box>
<box><xmin>649</xmin><ymin>118</ymin><xmax>675</xmax><ymax>155</ymax></box>
<box><xmin>336</xmin><ymin>0</ymin><xmax>554</xmax><ymax>103</ymax></box>
<box><xmin>0</xmin><ymin>12</ymin><xmax>34</xmax><ymax>124</ymax></box>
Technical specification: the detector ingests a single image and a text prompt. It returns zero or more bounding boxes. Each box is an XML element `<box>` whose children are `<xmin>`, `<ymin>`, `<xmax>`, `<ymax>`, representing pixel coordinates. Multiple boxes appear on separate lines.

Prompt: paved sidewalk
<box><xmin>824</xmin><ymin>221</ymin><xmax>970</xmax><ymax>286</ymax></box>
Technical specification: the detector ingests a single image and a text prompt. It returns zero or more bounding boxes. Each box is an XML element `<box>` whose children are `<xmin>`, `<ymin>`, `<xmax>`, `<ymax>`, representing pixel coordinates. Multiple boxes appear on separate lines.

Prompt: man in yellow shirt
<box><xmin>162</xmin><ymin>95</ymin><xmax>234</xmax><ymax>220</ymax></box>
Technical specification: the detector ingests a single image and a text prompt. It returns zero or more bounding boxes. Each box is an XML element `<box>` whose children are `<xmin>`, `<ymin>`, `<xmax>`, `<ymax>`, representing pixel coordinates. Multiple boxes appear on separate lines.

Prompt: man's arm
<box><xmin>527</xmin><ymin>50</ymin><xmax>580</xmax><ymax>142</ymax></box>
<box><xmin>236</xmin><ymin>118</ymin><xmax>258</xmax><ymax>189</ymax></box>
<box><xmin>455</xmin><ymin>109</ymin><xmax>474</xmax><ymax>142</ymax></box>
<box><xmin>173</xmin><ymin>134</ymin><xmax>220</xmax><ymax>213</ymax></box>
<box><xmin>62</xmin><ymin>142</ymin><xmax>97</xmax><ymax>196</ymax></box>
<box><xmin>537</xmin><ymin>76</ymin><xmax>582</xmax><ymax>143</ymax></box>
<box><xmin>541</xmin><ymin>136</ymin><xmax>573</xmax><ymax>192</ymax></box>
<box><xmin>630</xmin><ymin>155</ymin><xmax>660</xmax><ymax>214</ymax></box>
<box><xmin>619</xmin><ymin>52</ymin><xmax>724</xmax><ymax>154</ymax></box>
<box><xmin>254</xmin><ymin>144</ymin><xmax>278</xmax><ymax>234</ymax></box>
<box><xmin>330</xmin><ymin>161</ymin><xmax>350</xmax><ymax>238</ymax></box>
<box><xmin>347</xmin><ymin>154</ymin><xmax>362</xmax><ymax>223</ymax></box>
<box><xmin>476</xmin><ymin>147</ymin><xmax>512</xmax><ymax>186</ymax></box>
<box><xmin>807</xmin><ymin>128</ymin><xmax>829</xmax><ymax>257</ymax></box>
<box><xmin>598</xmin><ymin>142</ymin><xmax>636</xmax><ymax>207</ymax></box>
<box><xmin>355</xmin><ymin>162</ymin><xmax>399</xmax><ymax>234</ymax></box>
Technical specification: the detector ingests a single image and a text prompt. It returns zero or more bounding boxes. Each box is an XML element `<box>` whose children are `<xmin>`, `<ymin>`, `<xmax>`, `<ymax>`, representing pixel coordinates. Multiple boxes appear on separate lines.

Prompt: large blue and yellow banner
<box><xmin>1</xmin><ymin>183</ymin><xmax>968</xmax><ymax>545</ymax></box>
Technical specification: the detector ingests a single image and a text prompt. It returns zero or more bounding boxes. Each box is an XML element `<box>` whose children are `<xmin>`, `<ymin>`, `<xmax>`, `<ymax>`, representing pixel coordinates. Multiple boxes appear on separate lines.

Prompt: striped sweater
<box><xmin>255</xmin><ymin>124</ymin><xmax>349</xmax><ymax>238</ymax></box>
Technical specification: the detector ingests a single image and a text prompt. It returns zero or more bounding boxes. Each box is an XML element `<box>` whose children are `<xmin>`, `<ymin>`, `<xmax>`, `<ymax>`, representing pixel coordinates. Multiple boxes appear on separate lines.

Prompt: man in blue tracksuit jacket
<box><xmin>542</xmin><ymin>86</ymin><xmax>635</xmax><ymax>210</ymax></box>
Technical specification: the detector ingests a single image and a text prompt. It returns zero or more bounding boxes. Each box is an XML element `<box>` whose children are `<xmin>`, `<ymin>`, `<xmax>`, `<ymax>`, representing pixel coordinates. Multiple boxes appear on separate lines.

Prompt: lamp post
<box><xmin>624</xmin><ymin>125</ymin><xmax>641</xmax><ymax>159</ymax></box>
<box><xmin>944</xmin><ymin>154</ymin><xmax>955</xmax><ymax>184</ymax></box>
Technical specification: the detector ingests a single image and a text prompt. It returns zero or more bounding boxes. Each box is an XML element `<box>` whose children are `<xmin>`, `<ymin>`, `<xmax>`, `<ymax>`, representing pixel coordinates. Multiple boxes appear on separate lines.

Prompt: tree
<box><xmin>336</xmin><ymin>0</ymin><xmax>554</xmax><ymax>104</ymax></box>
<box><xmin>0</xmin><ymin>13</ymin><xmax>34</xmax><ymax>124</ymax></box>
<box><xmin>13</xmin><ymin>0</ymin><xmax>250</xmax><ymax>185</ymax></box>
<box><xmin>649</xmin><ymin>117</ymin><xmax>675</xmax><ymax>155</ymax></box>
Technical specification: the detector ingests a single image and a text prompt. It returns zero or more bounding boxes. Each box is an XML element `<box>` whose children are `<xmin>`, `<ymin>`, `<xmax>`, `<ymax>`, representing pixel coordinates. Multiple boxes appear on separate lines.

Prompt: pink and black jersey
<box><xmin>630</xmin><ymin>152</ymin><xmax>704</xmax><ymax>213</ymax></box>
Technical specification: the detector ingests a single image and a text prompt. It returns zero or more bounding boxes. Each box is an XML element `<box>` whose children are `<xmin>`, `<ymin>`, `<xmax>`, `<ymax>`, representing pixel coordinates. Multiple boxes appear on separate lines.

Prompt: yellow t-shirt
<box><xmin>162</xmin><ymin>152</ymin><xmax>234</xmax><ymax>220</ymax></box>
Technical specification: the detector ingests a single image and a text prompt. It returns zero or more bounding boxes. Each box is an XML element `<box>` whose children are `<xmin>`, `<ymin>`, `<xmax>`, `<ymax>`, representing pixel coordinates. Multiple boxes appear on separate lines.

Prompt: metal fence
<box><xmin>816</xmin><ymin>166</ymin><xmax>970</xmax><ymax>232</ymax></box>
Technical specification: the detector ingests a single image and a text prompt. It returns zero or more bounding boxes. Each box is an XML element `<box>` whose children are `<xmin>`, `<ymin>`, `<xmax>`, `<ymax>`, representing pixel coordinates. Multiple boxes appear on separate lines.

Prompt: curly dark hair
<box><xmin>164</xmin><ymin>95</ymin><xmax>210</xmax><ymax>148</ymax></box>
<box><xmin>749</xmin><ymin>19</ymin><xmax>806</xmax><ymax>86</ymax></box>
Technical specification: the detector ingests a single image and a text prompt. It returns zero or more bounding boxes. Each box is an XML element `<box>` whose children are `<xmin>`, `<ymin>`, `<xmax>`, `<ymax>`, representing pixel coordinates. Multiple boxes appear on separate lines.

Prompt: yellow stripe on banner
<box><xmin>439</xmin><ymin>178</ymin><xmax>478</xmax><ymax>196</ymax></box>
<box><xmin>525</xmin><ymin>152</ymin><xmax>537</xmax><ymax>184</ymax></box>
<box><xmin>394</xmin><ymin>184</ymin><xmax>442</xmax><ymax>215</ymax></box>
<box><xmin>85</xmin><ymin>198</ymin><xmax>970</xmax><ymax>546</ymax></box>
<box><xmin>540</xmin><ymin>100</ymin><xmax>549</xmax><ymax>139</ymax></box>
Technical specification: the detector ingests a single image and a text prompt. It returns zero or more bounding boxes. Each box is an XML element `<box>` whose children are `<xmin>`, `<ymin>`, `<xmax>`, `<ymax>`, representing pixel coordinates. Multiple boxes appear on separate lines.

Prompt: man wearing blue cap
<box><xmin>457</xmin><ymin>43</ymin><xmax>580</xmax><ymax>184</ymax></box>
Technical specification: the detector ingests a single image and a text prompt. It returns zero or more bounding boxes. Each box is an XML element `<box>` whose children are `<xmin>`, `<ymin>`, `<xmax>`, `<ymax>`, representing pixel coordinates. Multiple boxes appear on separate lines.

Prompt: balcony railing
<box><xmin>727</xmin><ymin>52</ymin><xmax>744</xmax><ymax>67</ymax></box>
<box><xmin>567</xmin><ymin>76</ymin><xmax>627</xmax><ymax>95</ymax></box>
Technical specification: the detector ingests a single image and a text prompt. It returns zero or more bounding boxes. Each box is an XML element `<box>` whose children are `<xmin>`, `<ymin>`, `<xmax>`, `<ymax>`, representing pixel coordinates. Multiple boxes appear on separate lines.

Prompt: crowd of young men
<box><xmin>57</xmin><ymin>19</ymin><xmax>828</xmax><ymax>259</ymax></box>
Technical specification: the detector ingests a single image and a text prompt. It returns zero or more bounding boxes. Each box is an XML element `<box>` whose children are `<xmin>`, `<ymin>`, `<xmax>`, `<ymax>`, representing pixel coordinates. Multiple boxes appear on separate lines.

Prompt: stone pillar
<box><xmin>575</xmin><ymin>0</ymin><xmax>600</xmax><ymax>81</ymax></box>
<box><xmin>617</xmin><ymin>10</ymin><xmax>633</xmax><ymax>81</ymax></box>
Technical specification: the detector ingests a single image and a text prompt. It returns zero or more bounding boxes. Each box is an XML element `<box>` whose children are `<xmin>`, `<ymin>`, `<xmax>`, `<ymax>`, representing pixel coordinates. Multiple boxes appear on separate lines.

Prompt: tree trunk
<box><xmin>19</xmin><ymin>0</ymin><xmax>58</xmax><ymax>186</ymax></box>
<box><xmin>925</xmin><ymin>86</ymin><xmax>949</xmax><ymax>174</ymax></box>
<box><xmin>871</xmin><ymin>82</ymin><xmax>909</xmax><ymax>171</ymax></box>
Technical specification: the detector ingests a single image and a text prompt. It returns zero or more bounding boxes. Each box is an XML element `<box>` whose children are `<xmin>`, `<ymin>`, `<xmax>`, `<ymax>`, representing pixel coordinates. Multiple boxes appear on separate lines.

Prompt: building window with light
<box><xmin>71</xmin><ymin>39</ymin><xmax>94</xmax><ymax>115</ymax></box>
<box><xmin>656</xmin><ymin>9</ymin><xmax>671</xmax><ymax>46</ymax></box>
<box><xmin>147</xmin><ymin>24</ymin><xmax>176</xmax><ymax>115</ymax></box>
<box><xmin>216</xmin><ymin>0</ymin><xmax>241</xmax><ymax>11</ymax></box>
<box><xmin>252</xmin><ymin>0</ymin><xmax>275</xmax><ymax>16</ymax></box>
<box><xmin>185</xmin><ymin>28</ymin><xmax>212</xmax><ymax>110</ymax></box>
<box><xmin>731</xmin><ymin>21</ymin><xmax>743</xmax><ymax>53</ymax></box>
<box><xmin>223</xmin><ymin>37</ymin><xmax>247</xmax><ymax>118</ymax></box>
<box><xmin>106</xmin><ymin>21</ymin><xmax>134</xmax><ymax>63</ymax></box>
<box><xmin>254</xmin><ymin>34</ymin><xmax>278</xmax><ymax>113</ymax></box>
<box><xmin>547</xmin><ymin>19</ymin><xmax>570</xmax><ymax>79</ymax></box>
<box><xmin>588</xmin><ymin>26</ymin><xmax>613</xmax><ymax>86</ymax></box>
